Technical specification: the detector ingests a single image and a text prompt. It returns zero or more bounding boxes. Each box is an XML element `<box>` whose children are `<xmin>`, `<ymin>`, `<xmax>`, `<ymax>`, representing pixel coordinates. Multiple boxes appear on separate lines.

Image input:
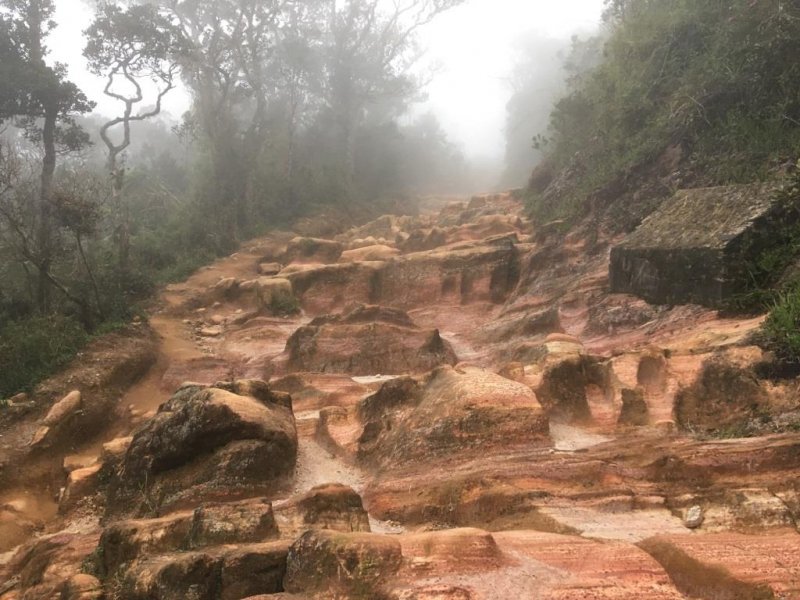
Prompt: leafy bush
<box><xmin>726</xmin><ymin>167</ymin><xmax>800</xmax><ymax>312</ymax></box>
<box><xmin>268</xmin><ymin>290</ymin><xmax>301</xmax><ymax>316</ymax></box>
<box><xmin>0</xmin><ymin>315</ymin><xmax>89</xmax><ymax>398</ymax></box>
<box><xmin>763</xmin><ymin>282</ymin><xmax>800</xmax><ymax>362</ymax></box>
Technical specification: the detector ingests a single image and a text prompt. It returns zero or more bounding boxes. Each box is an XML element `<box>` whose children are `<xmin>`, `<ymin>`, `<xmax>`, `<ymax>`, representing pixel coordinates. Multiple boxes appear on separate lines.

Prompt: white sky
<box><xmin>49</xmin><ymin>0</ymin><xmax>605</xmax><ymax>160</ymax></box>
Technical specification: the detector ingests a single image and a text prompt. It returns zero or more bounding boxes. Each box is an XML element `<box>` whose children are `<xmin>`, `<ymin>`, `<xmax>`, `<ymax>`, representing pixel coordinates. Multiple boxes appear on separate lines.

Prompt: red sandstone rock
<box><xmin>107</xmin><ymin>380</ymin><xmax>297</xmax><ymax>517</ymax></box>
<box><xmin>283</xmin><ymin>305</ymin><xmax>457</xmax><ymax>376</ymax></box>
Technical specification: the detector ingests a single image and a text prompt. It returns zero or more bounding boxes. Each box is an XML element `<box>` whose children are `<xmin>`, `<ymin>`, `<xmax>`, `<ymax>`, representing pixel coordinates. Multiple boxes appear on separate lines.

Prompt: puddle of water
<box><xmin>0</xmin><ymin>488</ymin><xmax>59</xmax><ymax>553</ymax></box>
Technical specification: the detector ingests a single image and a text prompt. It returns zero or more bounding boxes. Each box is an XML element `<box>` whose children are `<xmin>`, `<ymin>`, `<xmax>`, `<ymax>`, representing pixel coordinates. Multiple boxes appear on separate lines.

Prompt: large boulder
<box><xmin>274</xmin><ymin>484</ymin><xmax>371</xmax><ymax>539</ymax></box>
<box><xmin>610</xmin><ymin>182</ymin><xmax>792</xmax><ymax>306</ymax></box>
<box><xmin>106</xmin><ymin>380</ymin><xmax>297</xmax><ymax>517</ymax></box>
<box><xmin>283</xmin><ymin>305</ymin><xmax>457</xmax><ymax>376</ymax></box>
<box><xmin>358</xmin><ymin>365</ymin><xmax>549</xmax><ymax>468</ymax></box>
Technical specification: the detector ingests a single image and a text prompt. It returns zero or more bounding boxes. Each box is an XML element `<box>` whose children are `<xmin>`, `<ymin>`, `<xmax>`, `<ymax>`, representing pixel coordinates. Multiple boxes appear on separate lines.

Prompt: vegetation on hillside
<box><xmin>526</xmin><ymin>0</ymin><xmax>800</xmax><ymax>224</ymax></box>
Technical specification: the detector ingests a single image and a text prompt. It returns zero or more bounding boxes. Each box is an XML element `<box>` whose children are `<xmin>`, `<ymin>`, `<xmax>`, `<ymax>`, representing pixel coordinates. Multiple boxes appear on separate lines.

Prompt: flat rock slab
<box><xmin>639</xmin><ymin>531</ymin><xmax>800</xmax><ymax>599</ymax></box>
<box><xmin>610</xmin><ymin>182</ymin><xmax>790</xmax><ymax>305</ymax></box>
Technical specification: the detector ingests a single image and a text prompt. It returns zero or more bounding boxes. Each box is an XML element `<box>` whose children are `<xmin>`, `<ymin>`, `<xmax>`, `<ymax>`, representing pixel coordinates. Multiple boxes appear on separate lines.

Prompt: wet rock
<box><xmin>238</xmin><ymin>277</ymin><xmax>294</xmax><ymax>308</ymax></box>
<box><xmin>497</xmin><ymin>362</ymin><xmax>525</xmax><ymax>383</ymax></box>
<box><xmin>199</xmin><ymin>325</ymin><xmax>224</xmax><ymax>337</ymax></box>
<box><xmin>258</xmin><ymin>262</ymin><xmax>283</xmax><ymax>276</ymax></box>
<box><xmin>107</xmin><ymin>381</ymin><xmax>297</xmax><ymax>517</ymax></box>
<box><xmin>639</xmin><ymin>532</ymin><xmax>800</xmax><ymax>599</ymax></box>
<box><xmin>209</xmin><ymin>277</ymin><xmax>239</xmax><ymax>300</ymax></box>
<box><xmin>30</xmin><ymin>391</ymin><xmax>84</xmax><ymax>449</ymax></box>
<box><xmin>105</xmin><ymin>537</ymin><xmax>290</xmax><ymax>599</ymax></box>
<box><xmin>100</xmin><ymin>499</ymin><xmax>278</xmax><ymax>576</ymax></box>
<box><xmin>358</xmin><ymin>365</ymin><xmax>548</xmax><ymax>468</ymax></box>
<box><xmin>683</xmin><ymin>505</ymin><xmax>704</xmax><ymax>529</ymax></box>
<box><xmin>674</xmin><ymin>357</ymin><xmax>766</xmax><ymax>434</ymax></box>
<box><xmin>59</xmin><ymin>464</ymin><xmax>102</xmax><ymax>513</ymax></box>
<box><xmin>220</xmin><ymin>541</ymin><xmax>291</xmax><ymax>600</ymax></box>
<box><xmin>101</xmin><ymin>436</ymin><xmax>132</xmax><ymax>464</ymax></box>
<box><xmin>284</xmin><ymin>530</ymin><xmax>402</xmax><ymax>597</ymax></box>
<box><xmin>0</xmin><ymin>532</ymin><xmax>101</xmax><ymax>600</ymax></box>
<box><xmin>284</xmin><ymin>262</ymin><xmax>383</xmax><ymax>315</ymax></box>
<box><xmin>44</xmin><ymin>390</ymin><xmax>82</xmax><ymax>427</ymax></box>
<box><xmin>284</xmin><ymin>305</ymin><xmax>457</xmax><ymax>376</ymax></box>
<box><xmin>275</xmin><ymin>484</ymin><xmax>370</xmax><ymax>538</ymax></box>
<box><xmin>534</xmin><ymin>355</ymin><xmax>612</xmax><ymax>425</ymax></box>
<box><xmin>377</xmin><ymin>237</ymin><xmax>520</xmax><ymax>309</ymax></box>
<box><xmin>118</xmin><ymin>551</ymin><xmax>220</xmax><ymax>600</ymax></box>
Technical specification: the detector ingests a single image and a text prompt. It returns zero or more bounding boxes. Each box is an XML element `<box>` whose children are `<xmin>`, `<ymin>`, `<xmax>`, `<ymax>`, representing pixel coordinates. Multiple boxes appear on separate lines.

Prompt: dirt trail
<box><xmin>4</xmin><ymin>194</ymin><xmax>800</xmax><ymax>598</ymax></box>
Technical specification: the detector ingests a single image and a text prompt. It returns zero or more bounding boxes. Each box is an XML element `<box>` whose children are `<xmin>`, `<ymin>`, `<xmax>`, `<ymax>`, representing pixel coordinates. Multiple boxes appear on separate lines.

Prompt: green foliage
<box><xmin>726</xmin><ymin>169</ymin><xmax>800</xmax><ymax>312</ymax></box>
<box><xmin>533</xmin><ymin>0</ymin><xmax>800</xmax><ymax>221</ymax></box>
<box><xmin>763</xmin><ymin>281</ymin><xmax>800</xmax><ymax>362</ymax></box>
<box><xmin>268</xmin><ymin>290</ymin><xmax>301</xmax><ymax>316</ymax></box>
<box><xmin>0</xmin><ymin>315</ymin><xmax>89</xmax><ymax>399</ymax></box>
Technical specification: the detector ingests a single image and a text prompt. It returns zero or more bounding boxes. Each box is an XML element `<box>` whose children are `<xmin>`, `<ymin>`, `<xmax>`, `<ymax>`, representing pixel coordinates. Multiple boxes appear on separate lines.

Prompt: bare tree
<box><xmin>84</xmin><ymin>3</ymin><xmax>183</xmax><ymax>274</ymax></box>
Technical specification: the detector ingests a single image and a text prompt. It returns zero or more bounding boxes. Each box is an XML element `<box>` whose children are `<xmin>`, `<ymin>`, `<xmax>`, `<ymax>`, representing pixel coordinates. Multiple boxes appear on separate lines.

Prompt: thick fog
<box><xmin>48</xmin><ymin>0</ymin><xmax>604</xmax><ymax>172</ymax></box>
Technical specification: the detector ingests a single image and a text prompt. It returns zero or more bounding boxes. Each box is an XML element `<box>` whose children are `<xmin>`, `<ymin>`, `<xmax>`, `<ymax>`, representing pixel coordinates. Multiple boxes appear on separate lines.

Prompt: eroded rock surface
<box><xmin>3</xmin><ymin>191</ymin><xmax>800</xmax><ymax>599</ymax></box>
<box><xmin>283</xmin><ymin>305</ymin><xmax>457</xmax><ymax>376</ymax></box>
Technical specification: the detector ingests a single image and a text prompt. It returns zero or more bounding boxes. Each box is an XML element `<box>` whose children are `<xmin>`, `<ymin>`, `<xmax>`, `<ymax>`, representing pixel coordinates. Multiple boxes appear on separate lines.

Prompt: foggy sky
<box><xmin>49</xmin><ymin>0</ymin><xmax>605</xmax><ymax>160</ymax></box>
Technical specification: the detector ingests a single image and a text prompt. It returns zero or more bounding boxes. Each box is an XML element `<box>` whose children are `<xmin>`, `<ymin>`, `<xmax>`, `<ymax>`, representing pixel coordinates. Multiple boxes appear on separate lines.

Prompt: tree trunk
<box><xmin>36</xmin><ymin>102</ymin><xmax>57</xmax><ymax>314</ymax></box>
<box><xmin>77</xmin><ymin>233</ymin><xmax>104</xmax><ymax>320</ymax></box>
<box><xmin>110</xmin><ymin>159</ymin><xmax>129</xmax><ymax>276</ymax></box>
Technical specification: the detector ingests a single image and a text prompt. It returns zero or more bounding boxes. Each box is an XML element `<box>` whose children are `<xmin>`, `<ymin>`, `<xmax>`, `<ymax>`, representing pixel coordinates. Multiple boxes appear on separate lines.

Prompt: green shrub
<box><xmin>763</xmin><ymin>282</ymin><xmax>800</xmax><ymax>361</ymax></box>
<box><xmin>726</xmin><ymin>168</ymin><xmax>800</xmax><ymax>312</ymax></box>
<box><xmin>0</xmin><ymin>315</ymin><xmax>90</xmax><ymax>399</ymax></box>
<box><xmin>268</xmin><ymin>290</ymin><xmax>301</xmax><ymax>316</ymax></box>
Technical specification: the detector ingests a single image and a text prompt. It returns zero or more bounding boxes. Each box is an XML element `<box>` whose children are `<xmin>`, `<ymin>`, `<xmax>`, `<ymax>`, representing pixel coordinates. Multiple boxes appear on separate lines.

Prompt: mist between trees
<box><xmin>0</xmin><ymin>0</ymin><xmax>504</xmax><ymax>398</ymax></box>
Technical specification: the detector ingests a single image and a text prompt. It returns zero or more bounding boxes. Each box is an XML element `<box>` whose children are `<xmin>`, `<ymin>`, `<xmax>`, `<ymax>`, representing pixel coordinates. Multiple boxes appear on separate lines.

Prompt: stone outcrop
<box><xmin>274</xmin><ymin>484</ymin><xmax>371</xmax><ymax>539</ymax></box>
<box><xmin>283</xmin><ymin>305</ymin><xmax>457</xmax><ymax>376</ymax></box>
<box><xmin>117</xmin><ymin>541</ymin><xmax>291</xmax><ymax>600</ymax></box>
<box><xmin>610</xmin><ymin>182</ymin><xmax>794</xmax><ymax>306</ymax></box>
<box><xmin>376</xmin><ymin>236</ymin><xmax>520</xmax><ymax>309</ymax></box>
<box><xmin>283</xmin><ymin>262</ymin><xmax>383</xmax><ymax>315</ymax></box>
<box><xmin>283</xmin><ymin>530</ymin><xmax>402</xmax><ymax>597</ymax></box>
<box><xmin>106</xmin><ymin>380</ymin><xmax>297</xmax><ymax>516</ymax></box>
<box><xmin>99</xmin><ymin>499</ymin><xmax>279</xmax><ymax>577</ymax></box>
<box><xmin>358</xmin><ymin>365</ymin><xmax>549</xmax><ymax>468</ymax></box>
